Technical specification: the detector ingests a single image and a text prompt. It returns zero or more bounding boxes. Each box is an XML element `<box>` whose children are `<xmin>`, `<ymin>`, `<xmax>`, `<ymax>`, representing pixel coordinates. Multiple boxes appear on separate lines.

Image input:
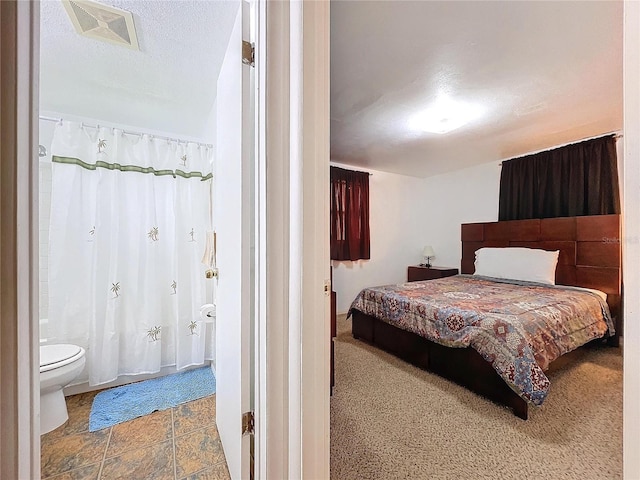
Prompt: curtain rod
<box><xmin>39</xmin><ymin>115</ymin><xmax>214</xmax><ymax>149</ymax></box>
<box><xmin>499</xmin><ymin>131</ymin><xmax>622</xmax><ymax>166</ymax></box>
<box><xmin>329</xmin><ymin>163</ymin><xmax>373</xmax><ymax>176</ymax></box>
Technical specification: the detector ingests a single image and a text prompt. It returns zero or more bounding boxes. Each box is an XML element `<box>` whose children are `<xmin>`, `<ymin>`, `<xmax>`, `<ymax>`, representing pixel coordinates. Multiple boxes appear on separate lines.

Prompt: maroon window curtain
<box><xmin>498</xmin><ymin>135</ymin><xmax>621</xmax><ymax>221</ymax></box>
<box><xmin>330</xmin><ymin>166</ymin><xmax>370</xmax><ymax>261</ymax></box>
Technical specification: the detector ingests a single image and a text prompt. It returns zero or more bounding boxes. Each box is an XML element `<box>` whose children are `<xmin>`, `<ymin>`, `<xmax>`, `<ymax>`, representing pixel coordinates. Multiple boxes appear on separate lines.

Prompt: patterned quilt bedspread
<box><xmin>348</xmin><ymin>275</ymin><xmax>614</xmax><ymax>406</ymax></box>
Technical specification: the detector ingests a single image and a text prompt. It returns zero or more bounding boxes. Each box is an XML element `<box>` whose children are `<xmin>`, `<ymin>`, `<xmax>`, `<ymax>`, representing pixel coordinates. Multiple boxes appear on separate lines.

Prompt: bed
<box><xmin>349</xmin><ymin>214</ymin><xmax>621</xmax><ymax>419</ymax></box>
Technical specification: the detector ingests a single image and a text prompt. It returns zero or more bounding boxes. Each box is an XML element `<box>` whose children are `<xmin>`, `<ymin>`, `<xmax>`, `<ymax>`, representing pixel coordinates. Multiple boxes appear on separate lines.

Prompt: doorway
<box><xmin>1</xmin><ymin>1</ymin><xmax>332</xmax><ymax>478</ymax></box>
<box><xmin>37</xmin><ymin>1</ymin><xmax>246</xmax><ymax>478</ymax></box>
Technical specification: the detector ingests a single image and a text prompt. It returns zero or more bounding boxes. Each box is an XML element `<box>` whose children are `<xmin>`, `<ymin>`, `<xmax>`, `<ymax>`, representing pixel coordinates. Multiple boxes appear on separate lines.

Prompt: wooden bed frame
<box><xmin>351</xmin><ymin>214</ymin><xmax>622</xmax><ymax>419</ymax></box>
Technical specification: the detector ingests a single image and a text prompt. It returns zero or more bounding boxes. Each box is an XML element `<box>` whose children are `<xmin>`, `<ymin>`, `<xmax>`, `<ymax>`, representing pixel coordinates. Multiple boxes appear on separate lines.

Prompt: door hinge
<box><xmin>242</xmin><ymin>40</ymin><xmax>255</xmax><ymax>67</ymax></box>
<box><xmin>242</xmin><ymin>411</ymin><xmax>255</xmax><ymax>436</ymax></box>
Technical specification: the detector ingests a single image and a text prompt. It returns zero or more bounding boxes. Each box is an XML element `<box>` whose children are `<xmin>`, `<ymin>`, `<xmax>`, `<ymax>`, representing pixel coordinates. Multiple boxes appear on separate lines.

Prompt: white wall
<box><xmin>418</xmin><ymin>160</ymin><xmax>501</xmax><ymax>268</ymax></box>
<box><xmin>331</xmin><ymin>164</ymin><xmax>430</xmax><ymax>313</ymax></box>
<box><xmin>623</xmin><ymin>0</ymin><xmax>640</xmax><ymax>477</ymax></box>
<box><xmin>201</xmin><ymin>98</ymin><xmax>218</xmax><ymax>145</ymax></box>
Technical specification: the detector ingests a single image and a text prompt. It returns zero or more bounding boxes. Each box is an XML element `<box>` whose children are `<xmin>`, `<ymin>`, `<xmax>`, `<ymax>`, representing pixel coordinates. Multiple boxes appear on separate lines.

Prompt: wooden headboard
<box><xmin>461</xmin><ymin>214</ymin><xmax>622</xmax><ymax>344</ymax></box>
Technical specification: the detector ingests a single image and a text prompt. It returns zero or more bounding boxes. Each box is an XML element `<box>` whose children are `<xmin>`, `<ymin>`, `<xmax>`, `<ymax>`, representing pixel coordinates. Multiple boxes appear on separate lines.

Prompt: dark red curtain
<box><xmin>499</xmin><ymin>135</ymin><xmax>621</xmax><ymax>221</ymax></box>
<box><xmin>330</xmin><ymin>166</ymin><xmax>370</xmax><ymax>261</ymax></box>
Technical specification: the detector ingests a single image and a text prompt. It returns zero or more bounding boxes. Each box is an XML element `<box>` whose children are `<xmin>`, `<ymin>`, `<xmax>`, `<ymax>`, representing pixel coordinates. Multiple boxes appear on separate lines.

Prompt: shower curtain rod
<box><xmin>39</xmin><ymin>115</ymin><xmax>214</xmax><ymax>149</ymax></box>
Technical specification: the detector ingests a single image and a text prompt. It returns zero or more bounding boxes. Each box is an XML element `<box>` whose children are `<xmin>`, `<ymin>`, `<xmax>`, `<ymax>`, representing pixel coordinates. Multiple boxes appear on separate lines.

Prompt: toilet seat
<box><xmin>40</xmin><ymin>344</ymin><xmax>84</xmax><ymax>373</ymax></box>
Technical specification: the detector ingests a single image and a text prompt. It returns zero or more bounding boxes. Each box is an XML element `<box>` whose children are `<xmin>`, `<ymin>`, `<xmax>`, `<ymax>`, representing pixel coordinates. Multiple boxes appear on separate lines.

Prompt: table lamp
<box><xmin>422</xmin><ymin>245</ymin><xmax>435</xmax><ymax>268</ymax></box>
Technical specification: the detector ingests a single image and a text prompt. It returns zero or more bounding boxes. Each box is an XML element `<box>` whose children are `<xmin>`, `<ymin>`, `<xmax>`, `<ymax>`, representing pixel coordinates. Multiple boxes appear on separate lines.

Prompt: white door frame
<box><xmin>0</xmin><ymin>1</ymin><xmax>40</xmax><ymax>479</ymax></box>
<box><xmin>298</xmin><ymin>2</ymin><xmax>331</xmax><ymax>477</ymax></box>
<box><xmin>623</xmin><ymin>0</ymin><xmax>640</xmax><ymax>477</ymax></box>
<box><xmin>256</xmin><ymin>1</ymin><xmax>330</xmax><ymax>478</ymax></box>
<box><xmin>6</xmin><ymin>1</ymin><xmax>332</xmax><ymax>478</ymax></box>
<box><xmin>7</xmin><ymin>1</ymin><xmax>636</xmax><ymax>479</ymax></box>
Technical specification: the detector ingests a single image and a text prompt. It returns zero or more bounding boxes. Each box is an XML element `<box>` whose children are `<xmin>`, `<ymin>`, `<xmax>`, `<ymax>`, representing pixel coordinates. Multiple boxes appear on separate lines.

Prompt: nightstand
<box><xmin>407</xmin><ymin>265</ymin><xmax>459</xmax><ymax>282</ymax></box>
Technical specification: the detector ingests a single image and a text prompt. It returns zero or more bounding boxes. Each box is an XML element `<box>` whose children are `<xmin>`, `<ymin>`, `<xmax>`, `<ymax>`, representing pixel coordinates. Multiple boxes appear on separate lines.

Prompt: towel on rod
<box><xmin>201</xmin><ymin>231</ymin><xmax>216</xmax><ymax>268</ymax></box>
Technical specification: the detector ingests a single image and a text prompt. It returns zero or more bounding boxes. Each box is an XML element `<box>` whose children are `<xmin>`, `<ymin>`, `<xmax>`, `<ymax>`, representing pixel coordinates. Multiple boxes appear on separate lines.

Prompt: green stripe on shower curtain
<box><xmin>51</xmin><ymin>155</ymin><xmax>214</xmax><ymax>181</ymax></box>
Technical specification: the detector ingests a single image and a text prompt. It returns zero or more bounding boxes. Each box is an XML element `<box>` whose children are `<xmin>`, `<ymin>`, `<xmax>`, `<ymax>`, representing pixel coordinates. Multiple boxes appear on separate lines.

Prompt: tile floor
<box><xmin>41</xmin><ymin>392</ymin><xmax>230</xmax><ymax>480</ymax></box>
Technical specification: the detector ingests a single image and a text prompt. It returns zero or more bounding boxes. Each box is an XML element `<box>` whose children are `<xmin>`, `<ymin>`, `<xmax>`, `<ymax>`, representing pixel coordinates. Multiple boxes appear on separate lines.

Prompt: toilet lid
<box><xmin>40</xmin><ymin>344</ymin><xmax>83</xmax><ymax>372</ymax></box>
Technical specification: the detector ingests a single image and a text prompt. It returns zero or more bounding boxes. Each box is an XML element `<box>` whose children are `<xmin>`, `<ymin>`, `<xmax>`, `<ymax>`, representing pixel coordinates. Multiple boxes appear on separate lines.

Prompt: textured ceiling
<box><xmin>40</xmin><ymin>0</ymin><xmax>239</xmax><ymax>140</ymax></box>
<box><xmin>41</xmin><ymin>1</ymin><xmax>623</xmax><ymax>172</ymax></box>
<box><xmin>331</xmin><ymin>1</ymin><xmax>623</xmax><ymax>178</ymax></box>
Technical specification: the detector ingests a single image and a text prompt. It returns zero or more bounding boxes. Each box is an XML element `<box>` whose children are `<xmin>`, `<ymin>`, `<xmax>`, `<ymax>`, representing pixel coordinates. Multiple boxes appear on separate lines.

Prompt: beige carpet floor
<box><xmin>330</xmin><ymin>314</ymin><xmax>622</xmax><ymax>480</ymax></box>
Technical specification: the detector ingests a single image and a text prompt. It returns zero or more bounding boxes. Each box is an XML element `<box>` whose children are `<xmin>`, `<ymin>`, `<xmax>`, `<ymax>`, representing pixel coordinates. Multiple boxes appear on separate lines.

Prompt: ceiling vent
<box><xmin>62</xmin><ymin>0</ymin><xmax>139</xmax><ymax>50</ymax></box>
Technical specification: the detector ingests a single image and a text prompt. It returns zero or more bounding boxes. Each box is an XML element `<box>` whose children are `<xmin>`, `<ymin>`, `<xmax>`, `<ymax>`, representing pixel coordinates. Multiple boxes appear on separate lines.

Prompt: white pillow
<box><xmin>474</xmin><ymin>247</ymin><xmax>559</xmax><ymax>285</ymax></box>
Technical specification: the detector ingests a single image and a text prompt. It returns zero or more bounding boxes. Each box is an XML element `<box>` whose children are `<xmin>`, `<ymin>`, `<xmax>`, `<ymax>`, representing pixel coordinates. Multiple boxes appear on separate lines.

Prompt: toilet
<box><xmin>40</xmin><ymin>344</ymin><xmax>86</xmax><ymax>434</ymax></box>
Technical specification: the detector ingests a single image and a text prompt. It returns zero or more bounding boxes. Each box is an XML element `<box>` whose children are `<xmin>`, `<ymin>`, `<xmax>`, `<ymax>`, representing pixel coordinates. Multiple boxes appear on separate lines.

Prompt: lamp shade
<box><xmin>422</xmin><ymin>245</ymin><xmax>435</xmax><ymax>257</ymax></box>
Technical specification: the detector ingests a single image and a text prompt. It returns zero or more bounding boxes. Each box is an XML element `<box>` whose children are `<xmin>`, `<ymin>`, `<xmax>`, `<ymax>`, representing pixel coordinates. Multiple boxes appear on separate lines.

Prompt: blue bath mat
<box><xmin>89</xmin><ymin>366</ymin><xmax>216</xmax><ymax>431</ymax></box>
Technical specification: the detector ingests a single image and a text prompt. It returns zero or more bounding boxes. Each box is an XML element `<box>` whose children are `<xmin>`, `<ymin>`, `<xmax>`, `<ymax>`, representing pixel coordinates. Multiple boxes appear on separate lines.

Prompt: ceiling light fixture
<box><xmin>409</xmin><ymin>95</ymin><xmax>483</xmax><ymax>135</ymax></box>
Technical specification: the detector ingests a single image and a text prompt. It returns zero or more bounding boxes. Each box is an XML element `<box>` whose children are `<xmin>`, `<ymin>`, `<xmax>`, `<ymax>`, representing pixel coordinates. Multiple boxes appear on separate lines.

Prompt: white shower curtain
<box><xmin>48</xmin><ymin>121</ymin><xmax>214</xmax><ymax>386</ymax></box>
